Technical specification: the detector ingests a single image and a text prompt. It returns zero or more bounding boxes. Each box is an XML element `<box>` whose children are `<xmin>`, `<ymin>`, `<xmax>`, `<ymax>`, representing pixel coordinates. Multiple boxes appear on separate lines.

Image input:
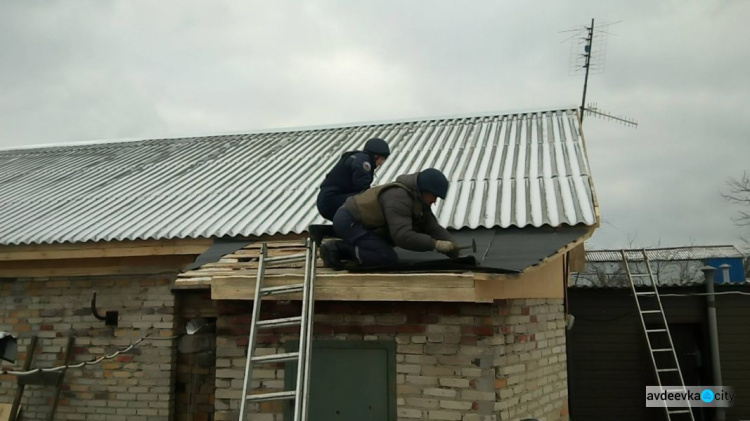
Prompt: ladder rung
<box><xmin>251</xmin><ymin>352</ymin><xmax>300</xmax><ymax>364</ymax></box>
<box><xmin>636</xmin><ymin>291</ymin><xmax>656</xmax><ymax>296</ymax></box>
<box><xmin>652</xmin><ymin>348</ymin><xmax>673</xmax><ymax>352</ymax></box>
<box><xmin>647</xmin><ymin>329</ymin><xmax>667</xmax><ymax>333</ymax></box>
<box><xmin>641</xmin><ymin>310</ymin><xmax>662</xmax><ymax>314</ymax></box>
<box><xmin>668</xmin><ymin>409</ymin><xmax>691</xmax><ymax>414</ymax></box>
<box><xmin>259</xmin><ymin>284</ymin><xmax>305</xmax><ymax>296</ymax></box>
<box><xmin>256</xmin><ymin>316</ymin><xmax>302</xmax><ymax>329</ymax></box>
<box><xmin>265</xmin><ymin>253</ymin><xmax>307</xmax><ymax>263</ymax></box>
<box><xmin>630</xmin><ymin>273</ymin><xmax>651</xmax><ymax>277</ymax></box>
<box><xmin>658</xmin><ymin>368</ymin><xmax>679</xmax><ymax>372</ymax></box>
<box><xmin>245</xmin><ymin>390</ymin><xmax>296</xmax><ymax>402</ymax></box>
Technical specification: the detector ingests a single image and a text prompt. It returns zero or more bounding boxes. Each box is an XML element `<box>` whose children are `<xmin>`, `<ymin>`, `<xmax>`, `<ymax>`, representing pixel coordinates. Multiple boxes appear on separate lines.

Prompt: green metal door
<box><xmin>285</xmin><ymin>341</ymin><xmax>396</xmax><ymax>421</ymax></box>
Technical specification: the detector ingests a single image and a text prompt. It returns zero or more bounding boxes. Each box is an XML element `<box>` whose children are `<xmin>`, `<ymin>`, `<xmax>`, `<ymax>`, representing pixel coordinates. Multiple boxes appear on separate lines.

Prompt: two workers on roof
<box><xmin>315</xmin><ymin>138</ymin><xmax>459</xmax><ymax>269</ymax></box>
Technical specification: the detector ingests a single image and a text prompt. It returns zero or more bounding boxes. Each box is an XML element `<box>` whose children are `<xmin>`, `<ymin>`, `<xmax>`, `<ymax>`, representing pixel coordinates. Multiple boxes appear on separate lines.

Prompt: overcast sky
<box><xmin>1</xmin><ymin>1</ymin><xmax>748</xmax><ymax>250</ymax></box>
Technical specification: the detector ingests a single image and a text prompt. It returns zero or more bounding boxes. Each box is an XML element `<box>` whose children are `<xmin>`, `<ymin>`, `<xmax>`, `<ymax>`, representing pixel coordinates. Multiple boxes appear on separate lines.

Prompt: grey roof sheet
<box><xmin>586</xmin><ymin>246</ymin><xmax>744</xmax><ymax>262</ymax></box>
<box><xmin>571</xmin><ymin>245</ymin><xmax>747</xmax><ymax>288</ymax></box>
<box><xmin>0</xmin><ymin>108</ymin><xmax>596</xmax><ymax>245</ymax></box>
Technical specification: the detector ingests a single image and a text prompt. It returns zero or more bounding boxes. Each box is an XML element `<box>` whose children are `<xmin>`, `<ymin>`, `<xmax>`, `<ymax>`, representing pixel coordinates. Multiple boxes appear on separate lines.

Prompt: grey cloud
<box><xmin>1</xmin><ymin>0</ymin><xmax>748</xmax><ymax>251</ymax></box>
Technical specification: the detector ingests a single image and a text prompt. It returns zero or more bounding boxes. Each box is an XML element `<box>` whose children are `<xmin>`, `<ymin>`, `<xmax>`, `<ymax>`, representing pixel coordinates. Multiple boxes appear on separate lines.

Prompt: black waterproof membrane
<box><xmin>187</xmin><ymin>224</ymin><xmax>589</xmax><ymax>275</ymax></box>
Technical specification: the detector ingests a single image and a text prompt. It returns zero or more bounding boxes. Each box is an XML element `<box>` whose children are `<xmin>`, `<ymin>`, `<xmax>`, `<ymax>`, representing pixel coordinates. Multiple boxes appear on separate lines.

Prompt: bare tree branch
<box><xmin>723</xmin><ymin>171</ymin><xmax>750</xmax><ymax>228</ymax></box>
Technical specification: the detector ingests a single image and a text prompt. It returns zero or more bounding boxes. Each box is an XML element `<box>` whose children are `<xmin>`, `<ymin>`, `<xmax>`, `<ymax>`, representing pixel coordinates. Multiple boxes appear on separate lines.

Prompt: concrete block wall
<box><xmin>213</xmin><ymin>298</ymin><xmax>568</xmax><ymax>421</ymax></box>
<box><xmin>0</xmin><ymin>275</ymin><xmax>178</xmax><ymax>421</ymax></box>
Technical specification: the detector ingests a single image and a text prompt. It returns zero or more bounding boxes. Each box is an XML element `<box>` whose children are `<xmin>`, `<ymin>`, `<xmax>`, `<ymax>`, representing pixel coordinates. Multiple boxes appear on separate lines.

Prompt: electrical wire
<box><xmin>660</xmin><ymin>291</ymin><xmax>750</xmax><ymax>297</ymax></box>
<box><xmin>1</xmin><ymin>334</ymin><xmax>178</xmax><ymax>377</ymax></box>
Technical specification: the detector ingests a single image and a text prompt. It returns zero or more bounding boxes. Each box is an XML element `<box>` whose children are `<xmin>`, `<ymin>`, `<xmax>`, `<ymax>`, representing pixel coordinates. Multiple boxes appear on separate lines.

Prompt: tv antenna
<box><xmin>563</xmin><ymin>18</ymin><xmax>637</xmax><ymax>128</ymax></box>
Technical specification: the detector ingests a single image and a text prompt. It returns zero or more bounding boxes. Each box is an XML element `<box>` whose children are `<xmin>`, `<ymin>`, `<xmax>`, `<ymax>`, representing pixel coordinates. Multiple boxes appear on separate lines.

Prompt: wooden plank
<box><xmin>172</xmin><ymin>279</ymin><xmax>213</xmax><ymax>290</ymax></box>
<box><xmin>10</xmin><ymin>336</ymin><xmax>36</xmax><ymax>421</ymax></box>
<box><xmin>0</xmin><ymin>255</ymin><xmax>194</xmax><ymax>278</ymax></box>
<box><xmin>0</xmin><ymin>238</ymin><xmax>208</xmax><ymax>253</ymax></box>
<box><xmin>568</xmin><ymin>242</ymin><xmax>586</xmax><ymax>272</ymax></box>
<box><xmin>211</xmin><ymin>273</ymin><xmax>483</xmax><ymax>302</ymax></box>
<box><xmin>0</xmin><ymin>243</ymin><xmax>211</xmax><ymax>262</ymax></box>
<box><xmin>47</xmin><ymin>337</ymin><xmax>73</xmax><ymax>421</ymax></box>
<box><xmin>216</xmin><ymin>273</ymin><xmax>474</xmax><ymax>288</ymax></box>
<box><xmin>474</xmin><ymin>254</ymin><xmax>564</xmax><ymax>299</ymax></box>
<box><xmin>0</xmin><ymin>404</ymin><xmax>16</xmax><ymax>421</ymax></box>
<box><xmin>214</xmin><ymin>285</ymin><xmax>484</xmax><ymax>302</ymax></box>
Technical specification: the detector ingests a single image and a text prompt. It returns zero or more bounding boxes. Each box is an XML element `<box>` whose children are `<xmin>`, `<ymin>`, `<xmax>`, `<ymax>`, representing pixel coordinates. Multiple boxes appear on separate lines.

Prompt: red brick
<box><xmin>461</xmin><ymin>326</ymin><xmax>494</xmax><ymax>336</ymax></box>
<box><xmin>313</xmin><ymin>324</ymin><xmax>334</xmax><ymax>335</ymax></box>
<box><xmin>40</xmin><ymin>324</ymin><xmax>55</xmax><ymax>331</ymax></box>
<box><xmin>460</xmin><ymin>336</ymin><xmax>477</xmax><ymax>345</ymax></box>
<box><xmin>427</xmin><ymin>303</ymin><xmax>461</xmax><ymax>315</ymax></box>
<box><xmin>521</xmin><ymin>307</ymin><xmax>530</xmax><ymax>315</ymax></box>
<box><xmin>406</xmin><ymin>314</ymin><xmax>439</xmax><ymax>324</ymax></box>
<box><xmin>325</xmin><ymin>303</ymin><xmax>360</xmax><ymax>314</ymax></box>
<box><xmin>396</xmin><ymin>325</ymin><xmax>426</xmax><ymax>334</ymax></box>
<box><xmin>362</xmin><ymin>325</ymin><xmax>396</xmax><ymax>334</ymax></box>
<box><xmin>333</xmin><ymin>325</ymin><xmax>363</xmax><ymax>334</ymax></box>
<box><xmin>256</xmin><ymin>335</ymin><xmax>279</xmax><ymax>345</ymax></box>
<box><xmin>473</xmin><ymin>326</ymin><xmax>494</xmax><ymax>336</ymax></box>
<box><xmin>217</xmin><ymin>326</ymin><xmax>249</xmax><ymax>336</ymax></box>
<box><xmin>216</xmin><ymin>301</ymin><xmax>248</xmax><ymax>315</ymax></box>
<box><xmin>530</xmin><ymin>315</ymin><xmax>537</xmax><ymax>323</ymax></box>
<box><xmin>272</xmin><ymin>326</ymin><xmax>300</xmax><ymax>334</ymax></box>
<box><xmin>115</xmin><ymin>355</ymin><xmax>133</xmax><ymax>363</ymax></box>
<box><xmin>230</xmin><ymin>315</ymin><xmax>252</xmax><ymax>325</ymax></box>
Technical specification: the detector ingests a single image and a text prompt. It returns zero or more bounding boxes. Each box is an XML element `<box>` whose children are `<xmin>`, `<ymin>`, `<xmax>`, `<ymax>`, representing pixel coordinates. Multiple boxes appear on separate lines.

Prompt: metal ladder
<box><xmin>239</xmin><ymin>239</ymin><xmax>317</xmax><ymax>421</ymax></box>
<box><xmin>621</xmin><ymin>250</ymin><xmax>695</xmax><ymax>421</ymax></box>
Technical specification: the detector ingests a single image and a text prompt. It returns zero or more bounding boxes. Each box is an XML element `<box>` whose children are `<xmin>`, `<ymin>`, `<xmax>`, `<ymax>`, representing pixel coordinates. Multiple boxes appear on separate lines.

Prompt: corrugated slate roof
<box><xmin>570</xmin><ymin>245</ymin><xmax>747</xmax><ymax>288</ymax></box>
<box><xmin>586</xmin><ymin>246</ymin><xmax>744</xmax><ymax>262</ymax></box>
<box><xmin>0</xmin><ymin>108</ymin><xmax>596</xmax><ymax>245</ymax></box>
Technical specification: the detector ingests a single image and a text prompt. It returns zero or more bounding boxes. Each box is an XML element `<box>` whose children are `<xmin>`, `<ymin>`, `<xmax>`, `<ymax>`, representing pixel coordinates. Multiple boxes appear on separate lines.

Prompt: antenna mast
<box><xmin>579</xmin><ymin>18</ymin><xmax>594</xmax><ymax>124</ymax></box>
<box><xmin>564</xmin><ymin>18</ymin><xmax>637</xmax><ymax>129</ymax></box>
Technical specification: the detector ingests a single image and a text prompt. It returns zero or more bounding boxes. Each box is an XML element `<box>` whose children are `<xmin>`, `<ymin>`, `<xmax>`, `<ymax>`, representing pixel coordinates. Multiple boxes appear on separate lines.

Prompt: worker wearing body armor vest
<box><xmin>319</xmin><ymin>168</ymin><xmax>459</xmax><ymax>268</ymax></box>
<box><xmin>316</xmin><ymin>137</ymin><xmax>391</xmax><ymax>221</ymax></box>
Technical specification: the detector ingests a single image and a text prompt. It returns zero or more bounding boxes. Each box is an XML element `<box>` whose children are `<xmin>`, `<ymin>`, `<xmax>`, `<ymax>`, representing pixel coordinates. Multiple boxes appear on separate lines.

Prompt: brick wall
<box><xmin>0</xmin><ymin>275</ymin><xmax>178</xmax><ymax>421</ymax></box>
<box><xmin>212</xmin><ymin>298</ymin><xmax>569</xmax><ymax>421</ymax></box>
<box><xmin>0</xmin><ymin>279</ymin><xmax>568</xmax><ymax>421</ymax></box>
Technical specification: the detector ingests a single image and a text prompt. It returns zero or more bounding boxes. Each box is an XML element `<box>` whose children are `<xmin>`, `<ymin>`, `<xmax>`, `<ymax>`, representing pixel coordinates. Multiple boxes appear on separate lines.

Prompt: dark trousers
<box><xmin>332</xmin><ymin>208</ymin><xmax>398</xmax><ymax>266</ymax></box>
<box><xmin>316</xmin><ymin>188</ymin><xmax>357</xmax><ymax>222</ymax></box>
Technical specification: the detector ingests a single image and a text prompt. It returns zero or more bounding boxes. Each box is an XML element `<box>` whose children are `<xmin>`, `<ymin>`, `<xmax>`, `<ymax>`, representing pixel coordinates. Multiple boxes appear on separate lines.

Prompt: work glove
<box><xmin>434</xmin><ymin>240</ymin><xmax>456</xmax><ymax>255</ymax></box>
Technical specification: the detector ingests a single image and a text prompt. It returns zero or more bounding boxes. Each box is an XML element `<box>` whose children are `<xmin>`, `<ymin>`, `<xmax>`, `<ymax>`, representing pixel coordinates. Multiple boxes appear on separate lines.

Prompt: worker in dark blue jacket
<box><xmin>316</xmin><ymin>138</ymin><xmax>391</xmax><ymax>221</ymax></box>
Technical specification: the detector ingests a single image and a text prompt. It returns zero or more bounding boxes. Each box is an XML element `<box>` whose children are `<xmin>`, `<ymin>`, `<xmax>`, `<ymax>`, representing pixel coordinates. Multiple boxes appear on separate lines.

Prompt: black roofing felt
<box><xmin>389</xmin><ymin>226</ymin><xmax>588</xmax><ymax>273</ymax></box>
<box><xmin>186</xmin><ymin>225</ymin><xmax>589</xmax><ymax>274</ymax></box>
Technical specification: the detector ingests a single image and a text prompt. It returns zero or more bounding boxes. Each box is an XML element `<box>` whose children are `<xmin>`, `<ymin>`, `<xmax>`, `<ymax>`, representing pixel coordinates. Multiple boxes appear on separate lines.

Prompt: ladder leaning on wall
<box><xmin>621</xmin><ymin>249</ymin><xmax>696</xmax><ymax>421</ymax></box>
<box><xmin>238</xmin><ymin>238</ymin><xmax>317</xmax><ymax>421</ymax></box>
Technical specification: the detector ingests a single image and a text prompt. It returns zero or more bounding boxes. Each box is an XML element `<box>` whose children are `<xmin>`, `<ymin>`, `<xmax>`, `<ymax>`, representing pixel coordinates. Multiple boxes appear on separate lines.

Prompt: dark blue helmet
<box><xmin>417</xmin><ymin>168</ymin><xmax>449</xmax><ymax>199</ymax></box>
<box><xmin>363</xmin><ymin>138</ymin><xmax>390</xmax><ymax>157</ymax></box>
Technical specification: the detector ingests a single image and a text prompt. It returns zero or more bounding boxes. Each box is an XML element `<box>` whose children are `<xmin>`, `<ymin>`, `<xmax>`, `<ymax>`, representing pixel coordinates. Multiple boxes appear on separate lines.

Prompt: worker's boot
<box><xmin>320</xmin><ymin>240</ymin><xmax>352</xmax><ymax>270</ymax></box>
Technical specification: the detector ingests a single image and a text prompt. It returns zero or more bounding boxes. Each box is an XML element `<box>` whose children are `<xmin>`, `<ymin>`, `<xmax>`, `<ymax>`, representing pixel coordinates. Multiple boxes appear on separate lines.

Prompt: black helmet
<box><xmin>417</xmin><ymin>168</ymin><xmax>449</xmax><ymax>199</ymax></box>
<box><xmin>363</xmin><ymin>138</ymin><xmax>390</xmax><ymax>157</ymax></box>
